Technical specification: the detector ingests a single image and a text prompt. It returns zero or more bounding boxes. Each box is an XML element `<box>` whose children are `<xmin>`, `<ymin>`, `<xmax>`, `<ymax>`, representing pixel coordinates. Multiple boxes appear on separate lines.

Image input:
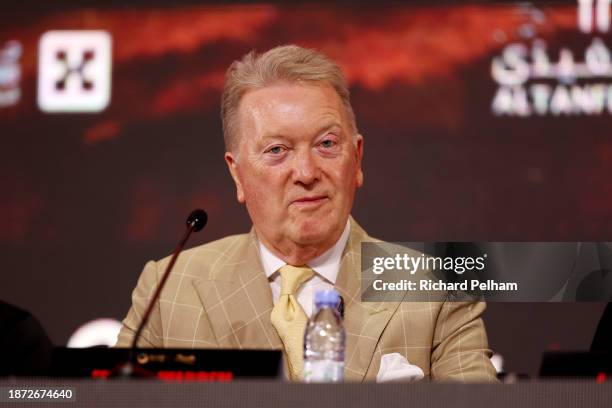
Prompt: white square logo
<box><xmin>37</xmin><ymin>30</ymin><xmax>112</xmax><ymax>113</ymax></box>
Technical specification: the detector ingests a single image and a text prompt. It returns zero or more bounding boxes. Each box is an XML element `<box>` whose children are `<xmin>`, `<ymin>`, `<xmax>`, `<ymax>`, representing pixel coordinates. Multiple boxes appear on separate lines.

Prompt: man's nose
<box><xmin>291</xmin><ymin>148</ymin><xmax>320</xmax><ymax>186</ymax></box>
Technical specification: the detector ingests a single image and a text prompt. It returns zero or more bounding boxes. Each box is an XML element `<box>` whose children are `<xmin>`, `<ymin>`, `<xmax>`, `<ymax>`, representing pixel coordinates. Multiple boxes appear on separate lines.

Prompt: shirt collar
<box><xmin>258</xmin><ymin>219</ymin><xmax>351</xmax><ymax>285</ymax></box>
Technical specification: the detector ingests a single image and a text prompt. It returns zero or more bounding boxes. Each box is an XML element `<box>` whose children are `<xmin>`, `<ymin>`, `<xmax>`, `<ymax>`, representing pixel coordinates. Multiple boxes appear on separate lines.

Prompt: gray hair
<box><xmin>221</xmin><ymin>45</ymin><xmax>357</xmax><ymax>152</ymax></box>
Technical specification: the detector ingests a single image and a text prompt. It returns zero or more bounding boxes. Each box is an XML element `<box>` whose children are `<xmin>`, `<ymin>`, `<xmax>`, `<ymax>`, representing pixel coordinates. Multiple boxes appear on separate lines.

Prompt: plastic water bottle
<box><xmin>303</xmin><ymin>289</ymin><xmax>345</xmax><ymax>383</ymax></box>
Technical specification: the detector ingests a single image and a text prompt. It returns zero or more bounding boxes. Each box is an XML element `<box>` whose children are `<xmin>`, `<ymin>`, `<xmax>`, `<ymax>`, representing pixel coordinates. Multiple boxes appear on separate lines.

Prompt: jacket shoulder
<box><xmin>181</xmin><ymin>233</ymin><xmax>251</xmax><ymax>258</ymax></box>
<box><xmin>155</xmin><ymin>232</ymin><xmax>252</xmax><ymax>280</ymax></box>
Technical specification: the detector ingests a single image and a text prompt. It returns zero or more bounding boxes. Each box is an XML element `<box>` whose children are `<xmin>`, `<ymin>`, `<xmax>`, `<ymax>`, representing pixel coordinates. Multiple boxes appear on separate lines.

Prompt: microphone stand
<box><xmin>112</xmin><ymin>209</ymin><xmax>207</xmax><ymax>378</ymax></box>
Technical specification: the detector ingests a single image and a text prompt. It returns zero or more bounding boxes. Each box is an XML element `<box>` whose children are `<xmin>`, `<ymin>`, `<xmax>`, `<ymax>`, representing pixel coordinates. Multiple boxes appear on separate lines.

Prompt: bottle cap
<box><xmin>314</xmin><ymin>289</ymin><xmax>340</xmax><ymax>307</ymax></box>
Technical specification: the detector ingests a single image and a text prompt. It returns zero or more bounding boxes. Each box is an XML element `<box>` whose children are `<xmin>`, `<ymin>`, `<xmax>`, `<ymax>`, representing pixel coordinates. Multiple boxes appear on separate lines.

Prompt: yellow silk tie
<box><xmin>270</xmin><ymin>265</ymin><xmax>314</xmax><ymax>381</ymax></box>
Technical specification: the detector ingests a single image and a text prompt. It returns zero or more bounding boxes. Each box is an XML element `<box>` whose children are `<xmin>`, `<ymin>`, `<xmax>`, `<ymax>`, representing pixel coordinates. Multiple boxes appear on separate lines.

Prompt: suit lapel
<box><xmin>336</xmin><ymin>218</ymin><xmax>402</xmax><ymax>382</ymax></box>
<box><xmin>192</xmin><ymin>230</ymin><xmax>282</xmax><ymax>349</ymax></box>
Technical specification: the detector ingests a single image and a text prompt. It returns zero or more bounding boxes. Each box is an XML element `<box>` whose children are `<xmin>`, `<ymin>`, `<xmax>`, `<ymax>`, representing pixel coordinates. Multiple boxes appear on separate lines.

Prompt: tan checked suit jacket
<box><xmin>116</xmin><ymin>218</ymin><xmax>498</xmax><ymax>382</ymax></box>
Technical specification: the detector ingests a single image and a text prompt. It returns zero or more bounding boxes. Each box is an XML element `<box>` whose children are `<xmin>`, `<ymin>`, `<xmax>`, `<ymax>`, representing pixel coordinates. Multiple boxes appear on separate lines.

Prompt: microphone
<box><xmin>115</xmin><ymin>209</ymin><xmax>207</xmax><ymax>377</ymax></box>
<box><xmin>186</xmin><ymin>209</ymin><xmax>207</xmax><ymax>232</ymax></box>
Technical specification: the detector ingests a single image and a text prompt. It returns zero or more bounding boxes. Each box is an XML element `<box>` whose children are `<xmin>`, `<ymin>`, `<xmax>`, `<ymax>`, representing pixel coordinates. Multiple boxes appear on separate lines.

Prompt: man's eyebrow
<box><xmin>256</xmin><ymin>133</ymin><xmax>290</xmax><ymax>148</ymax></box>
<box><xmin>259</xmin><ymin>133</ymin><xmax>289</xmax><ymax>142</ymax></box>
<box><xmin>259</xmin><ymin>122</ymin><xmax>342</xmax><ymax>141</ymax></box>
<box><xmin>256</xmin><ymin>120</ymin><xmax>344</xmax><ymax>146</ymax></box>
<box><xmin>314</xmin><ymin>121</ymin><xmax>342</xmax><ymax>135</ymax></box>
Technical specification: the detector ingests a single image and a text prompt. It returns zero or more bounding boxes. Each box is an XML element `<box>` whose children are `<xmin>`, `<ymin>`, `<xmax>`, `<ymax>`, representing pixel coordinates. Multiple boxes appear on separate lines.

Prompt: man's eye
<box><xmin>320</xmin><ymin>139</ymin><xmax>336</xmax><ymax>148</ymax></box>
<box><xmin>266</xmin><ymin>146</ymin><xmax>285</xmax><ymax>154</ymax></box>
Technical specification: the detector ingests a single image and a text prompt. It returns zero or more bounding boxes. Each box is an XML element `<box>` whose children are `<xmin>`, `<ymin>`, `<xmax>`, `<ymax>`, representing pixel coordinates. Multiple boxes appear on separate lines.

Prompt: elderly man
<box><xmin>116</xmin><ymin>45</ymin><xmax>497</xmax><ymax>382</ymax></box>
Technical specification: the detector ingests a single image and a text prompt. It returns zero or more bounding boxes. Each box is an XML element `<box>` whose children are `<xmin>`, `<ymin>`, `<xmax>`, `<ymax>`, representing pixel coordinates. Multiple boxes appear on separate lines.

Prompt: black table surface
<box><xmin>1</xmin><ymin>379</ymin><xmax>611</xmax><ymax>408</ymax></box>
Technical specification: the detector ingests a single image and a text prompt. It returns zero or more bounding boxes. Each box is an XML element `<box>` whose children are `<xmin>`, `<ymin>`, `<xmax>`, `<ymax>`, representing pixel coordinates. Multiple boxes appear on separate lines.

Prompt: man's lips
<box><xmin>290</xmin><ymin>195</ymin><xmax>329</xmax><ymax>207</ymax></box>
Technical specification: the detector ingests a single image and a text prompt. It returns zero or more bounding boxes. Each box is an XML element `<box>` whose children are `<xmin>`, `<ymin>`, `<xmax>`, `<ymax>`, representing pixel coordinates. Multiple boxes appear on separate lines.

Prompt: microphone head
<box><xmin>186</xmin><ymin>209</ymin><xmax>207</xmax><ymax>232</ymax></box>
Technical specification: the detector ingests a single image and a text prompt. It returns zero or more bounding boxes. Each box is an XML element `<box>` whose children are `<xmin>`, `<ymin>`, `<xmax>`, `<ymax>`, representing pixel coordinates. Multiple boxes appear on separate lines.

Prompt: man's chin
<box><xmin>293</xmin><ymin>219</ymin><xmax>338</xmax><ymax>247</ymax></box>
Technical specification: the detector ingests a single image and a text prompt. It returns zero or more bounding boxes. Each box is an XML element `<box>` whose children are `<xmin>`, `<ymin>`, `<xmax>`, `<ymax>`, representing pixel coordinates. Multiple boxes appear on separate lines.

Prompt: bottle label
<box><xmin>303</xmin><ymin>360</ymin><xmax>344</xmax><ymax>383</ymax></box>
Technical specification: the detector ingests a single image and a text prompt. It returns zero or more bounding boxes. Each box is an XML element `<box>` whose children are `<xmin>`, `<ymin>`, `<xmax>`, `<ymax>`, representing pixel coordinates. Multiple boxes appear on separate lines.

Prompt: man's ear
<box><xmin>355</xmin><ymin>134</ymin><xmax>364</xmax><ymax>188</ymax></box>
<box><xmin>224</xmin><ymin>151</ymin><xmax>245</xmax><ymax>203</ymax></box>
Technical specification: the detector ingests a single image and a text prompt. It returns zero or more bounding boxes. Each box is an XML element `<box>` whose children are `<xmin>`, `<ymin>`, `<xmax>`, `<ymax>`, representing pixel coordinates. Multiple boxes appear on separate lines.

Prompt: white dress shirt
<box><xmin>258</xmin><ymin>220</ymin><xmax>350</xmax><ymax>317</ymax></box>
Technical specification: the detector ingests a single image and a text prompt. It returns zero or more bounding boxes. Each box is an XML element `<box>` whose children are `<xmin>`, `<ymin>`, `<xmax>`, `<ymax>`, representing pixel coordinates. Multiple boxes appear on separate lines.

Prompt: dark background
<box><xmin>0</xmin><ymin>1</ymin><xmax>609</xmax><ymax>375</ymax></box>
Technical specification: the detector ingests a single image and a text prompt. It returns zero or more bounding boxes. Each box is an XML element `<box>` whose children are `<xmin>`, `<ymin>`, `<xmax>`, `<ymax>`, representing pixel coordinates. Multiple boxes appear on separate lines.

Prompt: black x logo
<box><xmin>54</xmin><ymin>49</ymin><xmax>95</xmax><ymax>91</ymax></box>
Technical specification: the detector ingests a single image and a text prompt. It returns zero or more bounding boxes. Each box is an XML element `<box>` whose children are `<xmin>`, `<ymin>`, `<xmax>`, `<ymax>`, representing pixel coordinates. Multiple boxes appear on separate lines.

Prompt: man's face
<box><xmin>225</xmin><ymin>81</ymin><xmax>363</xmax><ymax>258</ymax></box>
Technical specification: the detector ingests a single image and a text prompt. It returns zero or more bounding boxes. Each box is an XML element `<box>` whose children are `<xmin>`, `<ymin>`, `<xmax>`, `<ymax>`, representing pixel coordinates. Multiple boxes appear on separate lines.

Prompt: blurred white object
<box><xmin>376</xmin><ymin>352</ymin><xmax>424</xmax><ymax>382</ymax></box>
<box><xmin>0</xmin><ymin>40</ymin><xmax>22</xmax><ymax>108</ymax></box>
<box><xmin>490</xmin><ymin>353</ymin><xmax>504</xmax><ymax>373</ymax></box>
<box><xmin>38</xmin><ymin>30</ymin><xmax>112</xmax><ymax>113</ymax></box>
<box><xmin>67</xmin><ymin>318</ymin><xmax>122</xmax><ymax>348</ymax></box>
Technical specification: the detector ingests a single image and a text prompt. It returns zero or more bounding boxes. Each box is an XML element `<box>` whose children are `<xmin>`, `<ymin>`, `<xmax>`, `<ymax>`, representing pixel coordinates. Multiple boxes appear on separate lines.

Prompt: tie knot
<box><xmin>278</xmin><ymin>265</ymin><xmax>314</xmax><ymax>295</ymax></box>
